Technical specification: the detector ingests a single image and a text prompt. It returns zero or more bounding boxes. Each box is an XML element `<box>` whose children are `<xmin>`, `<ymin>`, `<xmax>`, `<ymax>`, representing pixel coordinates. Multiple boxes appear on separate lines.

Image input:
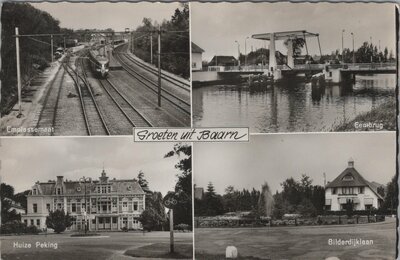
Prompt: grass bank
<box><xmin>333</xmin><ymin>98</ymin><xmax>396</xmax><ymax>131</ymax></box>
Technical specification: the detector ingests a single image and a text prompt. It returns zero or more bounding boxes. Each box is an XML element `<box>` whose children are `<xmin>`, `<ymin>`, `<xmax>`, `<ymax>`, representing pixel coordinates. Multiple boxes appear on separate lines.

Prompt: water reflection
<box><xmin>193</xmin><ymin>74</ymin><xmax>395</xmax><ymax>132</ymax></box>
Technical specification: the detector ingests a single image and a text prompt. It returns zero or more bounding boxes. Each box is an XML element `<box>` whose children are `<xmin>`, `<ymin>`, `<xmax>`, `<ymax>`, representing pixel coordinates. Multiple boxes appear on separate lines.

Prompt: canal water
<box><xmin>193</xmin><ymin>74</ymin><xmax>396</xmax><ymax>132</ymax></box>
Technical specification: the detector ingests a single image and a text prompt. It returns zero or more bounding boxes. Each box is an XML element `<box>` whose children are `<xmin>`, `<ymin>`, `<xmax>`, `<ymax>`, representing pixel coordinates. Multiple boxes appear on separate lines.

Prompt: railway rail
<box><xmin>64</xmin><ymin>60</ymin><xmax>110</xmax><ymax>136</ymax></box>
<box><xmin>79</xmin><ymin>54</ymin><xmax>153</xmax><ymax>128</ymax></box>
<box><xmin>34</xmin><ymin>59</ymin><xmax>66</xmax><ymax>135</ymax></box>
<box><xmin>113</xmin><ymin>52</ymin><xmax>191</xmax><ymax>115</ymax></box>
<box><xmin>115</xmin><ymin>44</ymin><xmax>190</xmax><ymax>91</ymax></box>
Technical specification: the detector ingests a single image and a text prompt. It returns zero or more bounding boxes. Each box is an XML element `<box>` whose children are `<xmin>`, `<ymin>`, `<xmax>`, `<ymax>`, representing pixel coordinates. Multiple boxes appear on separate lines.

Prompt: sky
<box><xmin>194</xmin><ymin>132</ymin><xmax>396</xmax><ymax>195</ymax></box>
<box><xmin>191</xmin><ymin>2</ymin><xmax>397</xmax><ymax>61</ymax></box>
<box><xmin>31</xmin><ymin>2</ymin><xmax>181</xmax><ymax>32</ymax></box>
<box><xmin>0</xmin><ymin>137</ymin><xmax>186</xmax><ymax>196</ymax></box>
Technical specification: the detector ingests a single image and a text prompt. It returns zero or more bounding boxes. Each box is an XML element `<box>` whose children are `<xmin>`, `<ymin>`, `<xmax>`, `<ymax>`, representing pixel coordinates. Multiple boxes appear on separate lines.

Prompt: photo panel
<box><xmin>0</xmin><ymin>2</ymin><xmax>190</xmax><ymax>136</ymax></box>
<box><xmin>193</xmin><ymin>132</ymin><xmax>396</xmax><ymax>259</ymax></box>
<box><xmin>0</xmin><ymin>137</ymin><xmax>193</xmax><ymax>259</ymax></box>
<box><xmin>191</xmin><ymin>2</ymin><xmax>397</xmax><ymax>133</ymax></box>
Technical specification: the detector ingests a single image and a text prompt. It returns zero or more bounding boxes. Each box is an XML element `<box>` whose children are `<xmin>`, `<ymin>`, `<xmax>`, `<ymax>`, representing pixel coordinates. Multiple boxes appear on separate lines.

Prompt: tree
<box><xmin>1</xmin><ymin>183</ymin><xmax>21</xmax><ymax>224</ymax></box>
<box><xmin>284</xmin><ymin>38</ymin><xmax>305</xmax><ymax>57</ymax></box>
<box><xmin>164</xmin><ymin>143</ymin><xmax>192</xmax><ymax>227</ymax></box>
<box><xmin>382</xmin><ymin>176</ymin><xmax>398</xmax><ymax>213</ymax></box>
<box><xmin>138</xmin><ymin>208</ymin><xmax>166</xmax><ymax>232</ymax></box>
<box><xmin>46</xmin><ymin>210</ymin><xmax>72</xmax><ymax>233</ymax></box>
<box><xmin>137</xmin><ymin>171</ymin><xmax>150</xmax><ymax>192</ymax></box>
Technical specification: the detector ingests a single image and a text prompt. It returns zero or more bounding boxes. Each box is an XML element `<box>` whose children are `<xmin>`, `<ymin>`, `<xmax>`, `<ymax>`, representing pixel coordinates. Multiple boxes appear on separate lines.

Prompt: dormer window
<box><xmin>56</xmin><ymin>187</ymin><xmax>62</xmax><ymax>195</ymax></box>
<box><xmin>33</xmin><ymin>188</ymin><xmax>37</xmax><ymax>195</ymax></box>
<box><xmin>342</xmin><ymin>174</ymin><xmax>354</xmax><ymax>181</ymax></box>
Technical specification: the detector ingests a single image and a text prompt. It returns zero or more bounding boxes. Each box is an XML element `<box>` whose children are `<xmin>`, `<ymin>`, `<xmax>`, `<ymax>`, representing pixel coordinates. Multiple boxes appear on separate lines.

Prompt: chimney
<box><xmin>56</xmin><ymin>176</ymin><xmax>64</xmax><ymax>183</ymax></box>
<box><xmin>348</xmin><ymin>158</ymin><xmax>354</xmax><ymax>168</ymax></box>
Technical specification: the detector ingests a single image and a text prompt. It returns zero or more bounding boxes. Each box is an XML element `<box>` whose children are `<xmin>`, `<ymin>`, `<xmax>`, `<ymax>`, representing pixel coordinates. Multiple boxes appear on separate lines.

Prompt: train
<box><xmin>88</xmin><ymin>48</ymin><xmax>109</xmax><ymax>78</ymax></box>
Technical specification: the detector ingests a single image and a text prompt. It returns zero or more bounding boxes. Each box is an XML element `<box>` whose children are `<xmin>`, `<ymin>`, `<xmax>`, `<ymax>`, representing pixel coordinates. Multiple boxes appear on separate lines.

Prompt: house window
<box><xmin>123</xmin><ymin>202</ymin><xmax>128</xmax><ymax>208</ymax></box>
<box><xmin>24</xmin><ymin>220</ymin><xmax>28</xmax><ymax>225</ymax></box>
<box><xmin>57</xmin><ymin>188</ymin><xmax>61</xmax><ymax>195</ymax></box>
<box><xmin>30</xmin><ymin>219</ymin><xmax>34</xmax><ymax>226</ymax></box>
<box><xmin>325</xmin><ymin>205</ymin><xmax>331</xmax><ymax>211</ymax></box>
<box><xmin>36</xmin><ymin>219</ymin><xmax>40</xmax><ymax>226</ymax></box>
<box><xmin>192</xmin><ymin>62</ymin><xmax>197</xmax><ymax>68</ymax></box>
<box><xmin>57</xmin><ymin>203</ymin><xmax>62</xmax><ymax>210</ymax></box>
<box><xmin>133</xmin><ymin>201</ymin><xmax>138</xmax><ymax>211</ymax></box>
<box><xmin>342</xmin><ymin>187</ymin><xmax>354</xmax><ymax>195</ymax></box>
<box><xmin>359</xmin><ymin>187</ymin><xmax>364</xmax><ymax>194</ymax></box>
<box><xmin>102</xmin><ymin>186</ymin><xmax>107</xmax><ymax>193</ymax></box>
<box><xmin>33</xmin><ymin>189</ymin><xmax>37</xmax><ymax>195</ymax></box>
<box><xmin>97</xmin><ymin>187</ymin><xmax>101</xmax><ymax>193</ymax></box>
<box><xmin>46</xmin><ymin>204</ymin><xmax>51</xmax><ymax>211</ymax></box>
<box><xmin>113</xmin><ymin>217</ymin><xmax>117</xmax><ymax>224</ymax></box>
<box><xmin>33</xmin><ymin>204</ymin><xmax>38</xmax><ymax>213</ymax></box>
<box><xmin>342</xmin><ymin>174</ymin><xmax>354</xmax><ymax>181</ymax></box>
<box><xmin>332</xmin><ymin>188</ymin><xmax>337</xmax><ymax>195</ymax></box>
<box><xmin>72</xmin><ymin>203</ymin><xmax>76</xmax><ymax>213</ymax></box>
<box><xmin>365</xmin><ymin>205</ymin><xmax>372</xmax><ymax>211</ymax></box>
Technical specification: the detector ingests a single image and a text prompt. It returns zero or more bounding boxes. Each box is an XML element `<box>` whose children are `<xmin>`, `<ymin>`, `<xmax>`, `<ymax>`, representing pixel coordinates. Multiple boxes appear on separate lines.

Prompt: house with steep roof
<box><xmin>22</xmin><ymin>170</ymin><xmax>145</xmax><ymax>231</ymax></box>
<box><xmin>192</xmin><ymin>42</ymin><xmax>205</xmax><ymax>71</ymax></box>
<box><xmin>325</xmin><ymin>159</ymin><xmax>384</xmax><ymax>211</ymax></box>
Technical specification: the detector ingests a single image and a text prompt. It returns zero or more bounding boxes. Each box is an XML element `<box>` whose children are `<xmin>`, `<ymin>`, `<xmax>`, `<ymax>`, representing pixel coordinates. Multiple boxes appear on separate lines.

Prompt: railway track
<box><xmin>119</xmin><ymin>51</ymin><xmax>190</xmax><ymax>91</ymax></box>
<box><xmin>115</xmin><ymin>44</ymin><xmax>190</xmax><ymax>91</ymax></box>
<box><xmin>98</xmin><ymin>78</ymin><xmax>153</xmax><ymax>127</ymax></box>
<box><xmin>79</xmin><ymin>55</ymin><xmax>153</xmax><ymax>128</ymax></box>
<box><xmin>113</xmin><ymin>52</ymin><xmax>191</xmax><ymax>115</ymax></box>
<box><xmin>35</xmin><ymin>58</ymin><xmax>67</xmax><ymax>135</ymax></box>
<box><xmin>65</xmin><ymin>56</ymin><xmax>110</xmax><ymax>136</ymax></box>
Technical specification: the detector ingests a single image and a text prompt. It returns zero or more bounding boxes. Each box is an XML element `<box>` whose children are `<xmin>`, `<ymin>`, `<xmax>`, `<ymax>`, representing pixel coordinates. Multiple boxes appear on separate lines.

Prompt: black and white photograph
<box><xmin>0</xmin><ymin>2</ymin><xmax>190</xmax><ymax>136</ymax></box>
<box><xmin>193</xmin><ymin>133</ymin><xmax>396</xmax><ymax>259</ymax></box>
<box><xmin>0</xmin><ymin>138</ymin><xmax>193</xmax><ymax>259</ymax></box>
<box><xmin>192</xmin><ymin>3</ymin><xmax>396</xmax><ymax>133</ymax></box>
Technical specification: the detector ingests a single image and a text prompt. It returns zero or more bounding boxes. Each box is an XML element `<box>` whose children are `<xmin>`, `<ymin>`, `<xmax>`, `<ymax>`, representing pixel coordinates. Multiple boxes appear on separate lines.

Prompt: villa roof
<box><xmin>326</xmin><ymin>166</ymin><xmax>384</xmax><ymax>200</ymax></box>
<box><xmin>30</xmin><ymin>171</ymin><xmax>145</xmax><ymax>196</ymax></box>
<box><xmin>192</xmin><ymin>42</ymin><xmax>204</xmax><ymax>53</ymax></box>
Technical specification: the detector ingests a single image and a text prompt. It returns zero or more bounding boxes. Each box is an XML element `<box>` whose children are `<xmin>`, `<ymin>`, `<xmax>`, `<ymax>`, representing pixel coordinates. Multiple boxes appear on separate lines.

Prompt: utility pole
<box><xmin>15</xmin><ymin>27</ymin><xmax>22</xmax><ymax>117</ymax></box>
<box><xmin>169</xmin><ymin>209</ymin><xmax>174</xmax><ymax>253</ymax></box>
<box><xmin>51</xmin><ymin>34</ymin><xmax>54</xmax><ymax>62</ymax></box>
<box><xmin>351</xmin><ymin>32</ymin><xmax>355</xmax><ymax>64</ymax></box>
<box><xmin>245</xmin><ymin>38</ymin><xmax>247</xmax><ymax>68</ymax></box>
<box><xmin>157</xmin><ymin>26</ymin><xmax>162</xmax><ymax>107</ymax></box>
<box><xmin>341</xmin><ymin>29</ymin><xmax>345</xmax><ymax>63</ymax></box>
<box><xmin>150</xmin><ymin>33</ymin><xmax>153</xmax><ymax>65</ymax></box>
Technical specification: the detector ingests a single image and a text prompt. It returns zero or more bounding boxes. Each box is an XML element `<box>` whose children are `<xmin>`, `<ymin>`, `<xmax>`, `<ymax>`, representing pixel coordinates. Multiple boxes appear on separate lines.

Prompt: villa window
<box><xmin>133</xmin><ymin>201</ymin><xmax>138</xmax><ymax>211</ymax></box>
<box><xmin>332</xmin><ymin>188</ymin><xmax>337</xmax><ymax>194</ymax></box>
<box><xmin>33</xmin><ymin>189</ymin><xmax>37</xmax><ymax>195</ymax></box>
<box><xmin>46</xmin><ymin>204</ymin><xmax>51</xmax><ymax>211</ymax></box>
<box><xmin>36</xmin><ymin>219</ymin><xmax>40</xmax><ymax>226</ymax></box>
<box><xmin>30</xmin><ymin>219</ymin><xmax>34</xmax><ymax>226</ymax></box>
<box><xmin>24</xmin><ymin>220</ymin><xmax>28</xmax><ymax>225</ymax></box>
<box><xmin>359</xmin><ymin>187</ymin><xmax>364</xmax><ymax>194</ymax></box>
<box><xmin>33</xmin><ymin>203</ymin><xmax>38</xmax><ymax>213</ymax></box>
<box><xmin>57</xmin><ymin>188</ymin><xmax>62</xmax><ymax>195</ymax></box>
<box><xmin>107</xmin><ymin>186</ymin><xmax>111</xmax><ymax>193</ymax></box>
<box><xmin>72</xmin><ymin>203</ymin><xmax>76</xmax><ymax>213</ymax></box>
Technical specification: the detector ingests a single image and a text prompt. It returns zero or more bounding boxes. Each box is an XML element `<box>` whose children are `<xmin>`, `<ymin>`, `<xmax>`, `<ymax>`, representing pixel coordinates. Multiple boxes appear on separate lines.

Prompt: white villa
<box><xmin>325</xmin><ymin>159</ymin><xmax>384</xmax><ymax>211</ymax></box>
<box><xmin>22</xmin><ymin>170</ymin><xmax>145</xmax><ymax>231</ymax></box>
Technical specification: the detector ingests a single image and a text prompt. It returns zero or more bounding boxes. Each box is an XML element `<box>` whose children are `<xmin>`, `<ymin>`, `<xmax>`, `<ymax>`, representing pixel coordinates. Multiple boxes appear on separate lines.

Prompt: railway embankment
<box><xmin>0</xmin><ymin>59</ymin><xmax>64</xmax><ymax>136</ymax></box>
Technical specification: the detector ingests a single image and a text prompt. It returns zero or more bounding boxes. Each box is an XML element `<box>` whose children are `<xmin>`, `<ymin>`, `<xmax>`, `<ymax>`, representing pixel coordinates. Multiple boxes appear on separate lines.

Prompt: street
<box><xmin>1</xmin><ymin>231</ymin><xmax>193</xmax><ymax>260</ymax></box>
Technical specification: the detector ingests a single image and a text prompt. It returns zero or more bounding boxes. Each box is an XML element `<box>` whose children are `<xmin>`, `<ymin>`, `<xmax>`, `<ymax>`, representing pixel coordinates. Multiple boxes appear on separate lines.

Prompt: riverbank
<box><xmin>333</xmin><ymin>98</ymin><xmax>396</xmax><ymax>131</ymax></box>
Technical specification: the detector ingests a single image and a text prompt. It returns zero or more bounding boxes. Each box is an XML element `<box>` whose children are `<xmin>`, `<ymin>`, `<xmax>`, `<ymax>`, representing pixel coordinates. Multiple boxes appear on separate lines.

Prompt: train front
<box><xmin>99</xmin><ymin>60</ymin><xmax>109</xmax><ymax>78</ymax></box>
